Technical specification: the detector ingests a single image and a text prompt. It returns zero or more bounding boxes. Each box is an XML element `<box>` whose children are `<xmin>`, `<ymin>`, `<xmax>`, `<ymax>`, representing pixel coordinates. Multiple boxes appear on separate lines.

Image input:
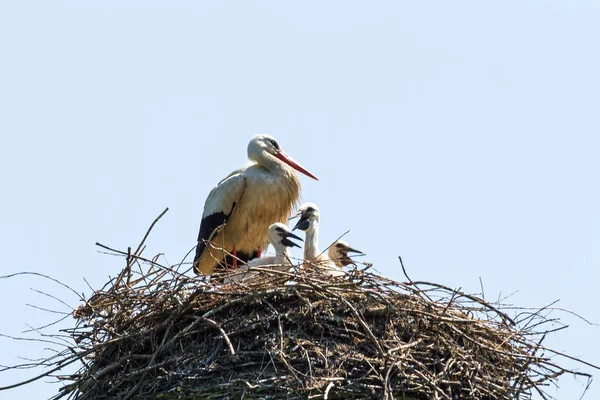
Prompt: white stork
<box><xmin>193</xmin><ymin>134</ymin><xmax>318</xmax><ymax>275</ymax></box>
<box><xmin>290</xmin><ymin>202</ymin><xmax>344</xmax><ymax>276</ymax></box>
<box><xmin>224</xmin><ymin>222</ymin><xmax>303</xmax><ymax>283</ymax></box>
<box><xmin>328</xmin><ymin>240</ymin><xmax>363</xmax><ymax>268</ymax></box>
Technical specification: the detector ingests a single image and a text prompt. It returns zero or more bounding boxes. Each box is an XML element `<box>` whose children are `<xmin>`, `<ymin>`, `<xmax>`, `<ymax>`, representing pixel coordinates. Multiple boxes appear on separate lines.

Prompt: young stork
<box><xmin>328</xmin><ymin>240</ymin><xmax>363</xmax><ymax>268</ymax></box>
<box><xmin>193</xmin><ymin>135</ymin><xmax>318</xmax><ymax>275</ymax></box>
<box><xmin>290</xmin><ymin>202</ymin><xmax>344</xmax><ymax>276</ymax></box>
<box><xmin>224</xmin><ymin>222</ymin><xmax>302</xmax><ymax>283</ymax></box>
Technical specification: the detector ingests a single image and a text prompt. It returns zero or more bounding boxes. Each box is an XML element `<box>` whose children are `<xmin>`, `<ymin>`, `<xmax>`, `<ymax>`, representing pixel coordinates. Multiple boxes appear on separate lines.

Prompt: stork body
<box><xmin>193</xmin><ymin>135</ymin><xmax>317</xmax><ymax>275</ymax></box>
<box><xmin>291</xmin><ymin>203</ymin><xmax>344</xmax><ymax>276</ymax></box>
<box><xmin>328</xmin><ymin>240</ymin><xmax>363</xmax><ymax>268</ymax></box>
<box><xmin>224</xmin><ymin>222</ymin><xmax>302</xmax><ymax>283</ymax></box>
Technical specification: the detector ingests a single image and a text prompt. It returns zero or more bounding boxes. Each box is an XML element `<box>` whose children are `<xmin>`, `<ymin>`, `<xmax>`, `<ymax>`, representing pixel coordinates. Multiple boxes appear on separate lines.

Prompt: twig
<box><xmin>203</xmin><ymin>318</ymin><xmax>235</xmax><ymax>356</ymax></box>
<box><xmin>133</xmin><ymin>207</ymin><xmax>169</xmax><ymax>256</ymax></box>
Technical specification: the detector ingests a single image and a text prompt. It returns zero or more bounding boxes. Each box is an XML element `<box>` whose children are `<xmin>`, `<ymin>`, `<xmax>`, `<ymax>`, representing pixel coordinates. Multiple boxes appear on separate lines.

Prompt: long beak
<box><xmin>281</xmin><ymin>231</ymin><xmax>303</xmax><ymax>249</ymax></box>
<box><xmin>281</xmin><ymin>237</ymin><xmax>302</xmax><ymax>248</ymax></box>
<box><xmin>275</xmin><ymin>151</ymin><xmax>319</xmax><ymax>181</ymax></box>
<box><xmin>288</xmin><ymin>211</ymin><xmax>301</xmax><ymax>220</ymax></box>
<box><xmin>346</xmin><ymin>247</ymin><xmax>363</xmax><ymax>254</ymax></box>
<box><xmin>285</xmin><ymin>231</ymin><xmax>303</xmax><ymax>242</ymax></box>
<box><xmin>292</xmin><ymin>216</ymin><xmax>310</xmax><ymax>231</ymax></box>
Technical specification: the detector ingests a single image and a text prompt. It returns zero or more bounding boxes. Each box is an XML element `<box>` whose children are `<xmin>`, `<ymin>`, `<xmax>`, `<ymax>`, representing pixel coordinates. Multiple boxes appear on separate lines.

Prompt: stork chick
<box><xmin>193</xmin><ymin>134</ymin><xmax>318</xmax><ymax>275</ymax></box>
<box><xmin>328</xmin><ymin>240</ymin><xmax>363</xmax><ymax>268</ymax></box>
<box><xmin>291</xmin><ymin>203</ymin><xmax>344</xmax><ymax>277</ymax></box>
<box><xmin>225</xmin><ymin>222</ymin><xmax>303</xmax><ymax>283</ymax></box>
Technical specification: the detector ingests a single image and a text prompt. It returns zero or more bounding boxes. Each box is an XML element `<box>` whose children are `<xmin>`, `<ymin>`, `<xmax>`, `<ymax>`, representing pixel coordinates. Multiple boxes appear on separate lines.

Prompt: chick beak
<box><xmin>292</xmin><ymin>216</ymin><xmax>310</xmax><ymax>231</ymax></box>
<box><xmin>281</xmin><ymin>231</ymin><xmax>303</xmax><ymax>248</ymax></box>
<box><xmin>346</xmin><ymin>246</ymin><xmax>363</xmax><ymax>254</ymax></box>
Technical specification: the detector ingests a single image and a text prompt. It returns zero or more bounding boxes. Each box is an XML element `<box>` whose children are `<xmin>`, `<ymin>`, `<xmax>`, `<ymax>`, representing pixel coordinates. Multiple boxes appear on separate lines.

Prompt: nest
<box><xmin>60</xmin><ymin>260</ymin><xmax>593</xmax><ymax>398</ymax></box>
<box><xmin>2</xmin><ymin>210</ymin><xmax>594</xmax><ymax>399</ymax></box>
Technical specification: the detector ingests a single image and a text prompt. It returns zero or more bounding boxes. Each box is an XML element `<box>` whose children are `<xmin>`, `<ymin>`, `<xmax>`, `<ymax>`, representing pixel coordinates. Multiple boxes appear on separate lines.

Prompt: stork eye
<box><xmin>269</xmin><ymin>139</ymin><xmax>280</xmax><ymax>150</ymax></box>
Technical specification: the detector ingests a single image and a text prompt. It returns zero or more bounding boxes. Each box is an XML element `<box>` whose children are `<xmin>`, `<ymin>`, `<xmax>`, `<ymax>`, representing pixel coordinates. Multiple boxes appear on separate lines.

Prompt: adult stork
<box><xmin>224</xmin><ymin>222</ymin><xmax>303</xmax><ymax>283</ymax></box>
<box><xmin>290</xmin><ymin>202</ymin><xmax>344</xmax><ymax>276</ymax></box>
<box><xmin>193</xmin><ymin>134</ymin><xmax>318</xmax><ymax>275</ymax></box>
<box><xmin>328</xmin><ymin>240</ymin><xmax>363</xmax><ymax>268</ymax></box>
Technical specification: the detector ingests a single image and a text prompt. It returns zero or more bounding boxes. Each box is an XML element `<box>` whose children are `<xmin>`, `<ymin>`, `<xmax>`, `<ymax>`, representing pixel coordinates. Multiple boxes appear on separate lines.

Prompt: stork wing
<box><xmin>193</xmin><ymin>173</ymin><xmax>246</xmax><ymax>274</ymax></box>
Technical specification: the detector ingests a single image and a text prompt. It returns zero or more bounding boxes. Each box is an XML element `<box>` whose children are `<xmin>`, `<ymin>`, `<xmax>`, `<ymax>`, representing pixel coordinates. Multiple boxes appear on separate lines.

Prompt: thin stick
<box><xmin>133</xmin><ymin>207</ymin><xmax>169</xmax><ymax>256</ymax></box>
<box><xmin>203</xmin><ymin>318</ymin><xmax>235</xmax><ymax>356</ymax></box>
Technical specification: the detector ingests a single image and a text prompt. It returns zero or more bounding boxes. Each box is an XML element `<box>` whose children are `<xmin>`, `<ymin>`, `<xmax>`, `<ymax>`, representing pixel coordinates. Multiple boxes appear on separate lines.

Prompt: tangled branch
<box><xmin>0</xmin><ymin>208</ymin><xmax>597</xmax><ymax>399</ymax></box>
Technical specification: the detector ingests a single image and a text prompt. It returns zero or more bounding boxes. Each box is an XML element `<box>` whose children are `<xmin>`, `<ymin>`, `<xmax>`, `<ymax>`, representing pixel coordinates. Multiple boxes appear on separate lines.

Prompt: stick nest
<box><xmin>58</xmin><ymin>252</ymin><xmax>591</xmax><ymax>400</ymax></box>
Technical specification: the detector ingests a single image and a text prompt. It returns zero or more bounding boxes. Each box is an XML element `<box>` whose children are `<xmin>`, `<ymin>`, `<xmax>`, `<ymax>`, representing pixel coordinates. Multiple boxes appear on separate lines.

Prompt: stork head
<box><xmin>328</xmin><ymin>240</ymin><xmax>363</xmax><ymax>267</ymax></box>
<box><xmin>267</xmin><ymin>222</ymin><xmax>303</xmax><ymax>249</ymax></box>
<box><xmin>290</xmin><ymin>202</ymin><xmax>320</xmax><ymax>231</ymax></box>
<box><xmin>247</xmin><ymin>134</ymin><xmax>318</xmax><ymax>180</ymax></box>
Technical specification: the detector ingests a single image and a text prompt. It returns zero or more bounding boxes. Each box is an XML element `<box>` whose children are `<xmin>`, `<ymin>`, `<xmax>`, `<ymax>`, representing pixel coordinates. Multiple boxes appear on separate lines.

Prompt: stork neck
<box><xmin>273</xmin><ymin>245</ymin><xmax>290</xmax><ymax>257</ymax></box>
<box><xmin>304</xmin><ymin>222</ymin><xmax>321</xmax><ymax>261</ymax></box>
<box><xmin>270</xmin><ymin>158</ymin><xmax>295</xmax><ymax>178</ymax></box>
<box><xmin>253</xmin><ymin>151</ymin><xmax>290</xmax><ymax>175</ymax></box>
<box><xmin>274</xmin><ymin>246</ymin><xmax>291</xmax><ymax>264</ymax></box>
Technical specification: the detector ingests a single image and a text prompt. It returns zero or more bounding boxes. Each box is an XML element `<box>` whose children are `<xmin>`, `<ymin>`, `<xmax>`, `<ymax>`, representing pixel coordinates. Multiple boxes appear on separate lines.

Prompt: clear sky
<box><xmin>1</xmin><ymin>1</ymin><xmax>599</xmax><ymax>398</ymax></box>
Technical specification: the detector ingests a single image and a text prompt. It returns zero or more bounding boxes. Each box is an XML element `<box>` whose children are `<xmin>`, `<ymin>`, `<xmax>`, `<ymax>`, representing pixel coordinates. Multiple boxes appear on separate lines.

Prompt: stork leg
<box><xmin>257</xmin><ymin>246</ymin><xmax>262</xmax><ymax>258</ymax></box>
<box><xmin>232</xmin><ymin>244</ymin><xmax>238</xmax><ymax>269</ymax></box>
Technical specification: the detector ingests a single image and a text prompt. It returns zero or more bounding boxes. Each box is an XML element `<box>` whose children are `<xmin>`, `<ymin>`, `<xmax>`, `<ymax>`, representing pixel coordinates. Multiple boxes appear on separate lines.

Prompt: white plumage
<box><xmin>291</xmin><ymin>203</ymin><xmax>345</xmax><ymax>277</ymax></box>
<box><xmin>193</xmin><ymin>135</ymin><xmax>318</xmax><ymax>275</ymax></box>
<box><xmin>224</xmin><ymin>222</ymin><xmax>303</xmax><ymax>283</ymax></box>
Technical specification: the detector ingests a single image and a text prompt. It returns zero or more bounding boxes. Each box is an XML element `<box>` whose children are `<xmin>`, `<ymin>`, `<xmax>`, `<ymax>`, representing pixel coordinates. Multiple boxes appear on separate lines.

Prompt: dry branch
<box><xmin>0</xmin><ymin>210</ymin><xmax>597</xmax><ymax>399</ymax></box>
<box><xmin>51</xmin><ymin>261</ymin><xmax>600</xmax><ymax>399</ymax></box>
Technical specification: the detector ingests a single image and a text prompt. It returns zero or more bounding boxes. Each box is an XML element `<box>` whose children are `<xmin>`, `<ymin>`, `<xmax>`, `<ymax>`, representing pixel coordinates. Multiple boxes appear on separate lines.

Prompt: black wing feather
<box><xmin>192</xmin><ymin>172</ymin><xmax>246</xmax><ymax>274</ymax></box>
<box><xmin>193</xmin><ymin>203</ymin><xmax>235</xmax><ymax>265</ymax></box>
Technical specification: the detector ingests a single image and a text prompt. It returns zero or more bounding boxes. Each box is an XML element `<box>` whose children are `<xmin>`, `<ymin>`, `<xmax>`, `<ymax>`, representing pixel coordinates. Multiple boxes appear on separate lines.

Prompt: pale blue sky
<box><xmin>1</xmin><ymin>1</ymin><xmax>599</xmax><ymax>398</ymax></box>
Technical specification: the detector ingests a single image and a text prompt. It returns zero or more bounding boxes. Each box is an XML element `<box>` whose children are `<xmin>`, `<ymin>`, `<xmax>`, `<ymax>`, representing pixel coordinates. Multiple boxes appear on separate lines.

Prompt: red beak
<box><xmin>275</xmin><ymin>151</ymin><xmax>319</xmax><ymax>181</ymax></box>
